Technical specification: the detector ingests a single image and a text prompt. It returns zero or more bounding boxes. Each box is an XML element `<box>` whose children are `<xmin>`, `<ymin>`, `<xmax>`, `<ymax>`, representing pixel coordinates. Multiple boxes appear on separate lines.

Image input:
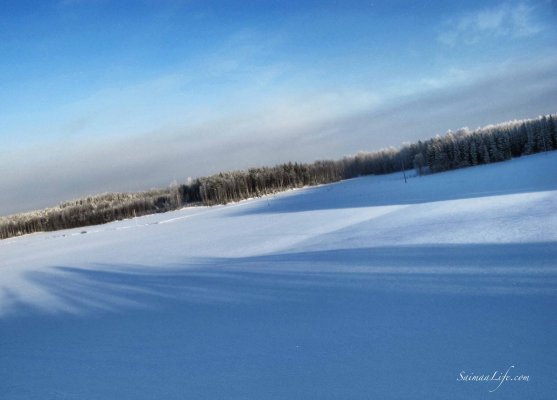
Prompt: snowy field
<box><xmin>1</xmin><ymin>152</ymin><xmax>557</xmax><ymax>399</ymax></box>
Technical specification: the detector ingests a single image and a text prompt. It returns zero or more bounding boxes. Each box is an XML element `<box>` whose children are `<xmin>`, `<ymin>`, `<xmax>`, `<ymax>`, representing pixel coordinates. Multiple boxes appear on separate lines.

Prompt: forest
<box><xmin>1</xmin><ymin>113</ymin><xmax>555</xmax><ymax>240</ymax></box>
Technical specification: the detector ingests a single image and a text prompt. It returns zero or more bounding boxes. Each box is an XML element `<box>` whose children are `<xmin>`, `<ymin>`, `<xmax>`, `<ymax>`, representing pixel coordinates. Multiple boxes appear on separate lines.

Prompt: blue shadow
<box><xmin>1</xmin><ymin>241</ymin><xmax>556</xmax><ymax>399</ymax></box>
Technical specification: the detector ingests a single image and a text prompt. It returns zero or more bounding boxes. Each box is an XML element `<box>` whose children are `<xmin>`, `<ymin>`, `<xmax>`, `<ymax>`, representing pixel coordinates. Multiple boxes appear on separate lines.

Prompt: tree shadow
<box><xmin>2</xmin><ymin>242</ymin><xmax>556</xmax><ymax>400</ymax></box>
<box><xmin>4</xmin><ymin>241</ymin><xmax>555</xmax><ymax>318</ymax></box>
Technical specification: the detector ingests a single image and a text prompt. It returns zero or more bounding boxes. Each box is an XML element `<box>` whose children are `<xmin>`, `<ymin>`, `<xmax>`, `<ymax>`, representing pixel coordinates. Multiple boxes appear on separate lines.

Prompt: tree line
<box><xmin>1</xmin><ymin>113</ymin><xmax>555</xmax><ymax>240</ymax></box>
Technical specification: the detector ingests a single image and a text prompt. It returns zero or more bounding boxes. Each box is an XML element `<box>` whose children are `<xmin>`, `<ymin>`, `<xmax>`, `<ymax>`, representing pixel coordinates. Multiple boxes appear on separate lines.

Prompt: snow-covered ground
<box><xmin>1</xmin><ymin>153</ymin><xmax>556</xmax><ymax>399</ymax></box>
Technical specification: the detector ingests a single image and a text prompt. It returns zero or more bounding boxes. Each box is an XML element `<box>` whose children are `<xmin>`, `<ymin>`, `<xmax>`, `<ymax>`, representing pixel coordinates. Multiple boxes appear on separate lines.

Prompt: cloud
<box><xmin>2</xmin><ymin>54</ymin><xmax>557</xmax><ymax>216</ymax></box>
<box><xmin>438</xmin><ymin>3</ymin><xmax>543</xmax><ymax>46</ymax></box>
<box><xmin>0</xmin><ymin>82</ymin><xmax>381</xmax><ymax>214</ymax></box>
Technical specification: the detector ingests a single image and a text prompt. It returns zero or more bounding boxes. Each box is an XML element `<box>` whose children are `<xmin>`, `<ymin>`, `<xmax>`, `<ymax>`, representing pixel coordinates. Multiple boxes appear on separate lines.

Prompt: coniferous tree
<box><xmin>548</xmin><ymin>115</ymin><xmax>557</xmax><ymax>148</ymax></box>
<box><xmin>413</xmin><ymin>153</ymin><xmax>426</xmax><ymax>175</ymax></box>
<box><xmin>470</xmin><ymin>140</ymin><xmax>478</xmax><ymax>166</ymax></box>
<box><xmin>2</xmin><ymin>112</ymin><xmax>556</xmax><ymax>240</ymax></box>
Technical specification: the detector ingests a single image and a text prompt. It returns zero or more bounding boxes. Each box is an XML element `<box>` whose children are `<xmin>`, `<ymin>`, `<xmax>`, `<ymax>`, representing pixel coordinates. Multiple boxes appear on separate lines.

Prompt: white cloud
<box><xmin>438</xmin><ymin>3</ymin><xmax>543</xmax><ymax>46</ymax></box>
<box><xmin>2</xmin><ymin>54</ymin><xmax>557</xmax><ymax>216</ymax></box>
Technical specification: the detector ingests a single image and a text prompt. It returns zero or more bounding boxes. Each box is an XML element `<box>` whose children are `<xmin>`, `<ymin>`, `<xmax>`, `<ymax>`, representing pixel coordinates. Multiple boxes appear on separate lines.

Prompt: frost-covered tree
<box><xmin>413</xmin><ymin>153</ymin><xmax>426</xmax><ymax>175</ymax></box>
<box><xmin>469</xmin><ymin>140</ymin><xmax>478</xmax><ymax>166</ymax></box>
<box><xmin>2</xmin><ymin>112</ymin><xmax>556</xmax><ymax>240</ymax></box>
<box><xmin>548</xmin><ymin>115</ymin><xmax>557</xmax><ymax>148</ymax></box>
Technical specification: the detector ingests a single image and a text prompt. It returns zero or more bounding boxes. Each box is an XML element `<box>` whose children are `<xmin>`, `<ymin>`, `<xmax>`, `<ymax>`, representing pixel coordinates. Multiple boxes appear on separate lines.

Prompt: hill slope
<box><xmin>1</xmin><ymin>152</ymin><xmax>556</xmax><ymax>399</ymax></box>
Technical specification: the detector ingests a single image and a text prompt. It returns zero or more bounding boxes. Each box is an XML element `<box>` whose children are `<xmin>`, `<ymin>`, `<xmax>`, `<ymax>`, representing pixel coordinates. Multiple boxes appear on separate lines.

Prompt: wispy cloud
<box><xmin>438</xmin><ymin>3</ymin><xmax>543</xmax><ymax>46</ymax></box>
<box><xmin>2</xmin><ymin>2</ymin><xmax>556</xmax><ymax>216</ymax></box>
<box><xmin>2</xmin><ymin>55</ymin><xmax>557</xmax><ymax>216</ymax></box>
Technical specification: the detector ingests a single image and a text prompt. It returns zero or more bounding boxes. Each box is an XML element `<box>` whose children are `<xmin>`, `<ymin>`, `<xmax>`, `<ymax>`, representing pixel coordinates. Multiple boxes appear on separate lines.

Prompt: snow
<box><xmin>1</xmin><ymin>152</ymin><xmax>556</xmax><ymax>399</ymax></box>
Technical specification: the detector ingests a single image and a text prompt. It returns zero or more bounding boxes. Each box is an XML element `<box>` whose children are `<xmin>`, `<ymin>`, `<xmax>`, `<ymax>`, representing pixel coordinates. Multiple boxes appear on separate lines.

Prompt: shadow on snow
<box><xmin>4</xmin><ymin>241</ymin><xmax>556</xmax><ymax>318</ymax></box>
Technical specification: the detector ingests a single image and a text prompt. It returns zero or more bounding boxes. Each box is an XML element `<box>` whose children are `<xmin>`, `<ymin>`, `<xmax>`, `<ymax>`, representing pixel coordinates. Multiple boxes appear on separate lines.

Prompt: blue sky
<box><xmin>1</xmin><ymin>0</ymin><xmax>557</xmax><ymax>214</ymax></box>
